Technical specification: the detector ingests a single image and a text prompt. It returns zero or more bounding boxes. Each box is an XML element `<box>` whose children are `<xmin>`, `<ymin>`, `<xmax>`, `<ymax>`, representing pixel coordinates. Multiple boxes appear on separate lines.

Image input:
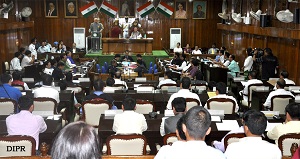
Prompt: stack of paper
<box><xmin>216</xmin><ymin>120</ymin><xmax>239</xmax><ymax>131</ymax></box>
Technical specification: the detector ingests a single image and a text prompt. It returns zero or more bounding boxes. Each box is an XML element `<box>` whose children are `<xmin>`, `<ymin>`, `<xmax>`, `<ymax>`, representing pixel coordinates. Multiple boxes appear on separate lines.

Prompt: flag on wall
<box><xmin>156</xmin><ymin>1</ymin><xmax>174</xmax><ymax>18</ymax></box>
<box><xmin>137</xmin><ymin>1</ymin><xmax>155</xmax><ymax>18</ymax></box>
<box><xmin>99</xmin><ymin>1</ymin><xmax>118</xmax><ymax>18</ymax></box>
<box><xmin>79</xmin><ymin>1</ymin><xmax>98</xmax><ymax>18</ymax></box>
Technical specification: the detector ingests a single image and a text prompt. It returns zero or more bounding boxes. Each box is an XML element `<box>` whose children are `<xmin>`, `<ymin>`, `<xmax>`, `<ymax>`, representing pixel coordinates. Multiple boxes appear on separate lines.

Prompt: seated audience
<box><xmin>208</xmin><ymin>43</ymin><xmax>218</xmax><ymax>54</ymax></box>
<box><xmin>121</xmin><ymin>50</ymin><xmax>134</xmax><ymax>62</ymax></box>
<box><xmin>263</xmin><ymin>79</ymin><xmax>294</xmax><ymax>109</ymax></box>
<box><xmin>192</xmin><ymin>70</ymin><xmax>207</xmax><ymax>85</ymax></box>
<box><xmin>267</xmin><ymin>102</ymin><xmax>300</xmax><ymax>145</ymax></box>
<box><xmin>84</xmin><ymin>79</ymin><xmax>114</xmax><ymax>105</ymax></box>
<box><xmin>113</xmin><ymin>97</ymin><xmax>147</xmax><ymax>134</ymax></box>
<box><xmin>71</xmin><ymin>42</ymin><xmax>80</xmax><ymax>53</ymax></box>
<box><xmin>157</xmin><ymin>70</ymin><xmax>177</xmax><ymax>88</ymax></box>
<box><xmin>169</xmin><ymin>54</ymin><xmax>187</xmax><ymax>73</ymax></box>
<box><xmin>166</xmin><ymin>77</ymin><xmax>201</xmax><ymax>110</ymax></box>
<box><xmin>204</xmin><ymin>82</ymin><xmax>239</xmax><ymax>112</ymax></box>
<box><xmin>51</xmin><ymin>41</ymin><xmax>59</xmax><ymax>53</ymax></box>
<box><xmin>225</xmin><ymin>110</ymin><xmax>282</xmax><ymax>159</ymax></box>
<box><xmin>173</xmin><ymin>42</ymin><xmax>183</xmax><ymax>54</ymax></box>
<box><xmin>108</xmin><ymin>59</ymin><xmax>119</xmax><ymax>77</ymax></box>
<box><xmin>216</xmin><ymin>52</ymin><xmax>231</xmax><ymax>67</ymax></box>
<box><xmin>0</xmin><ymin>73</ymin><xmax>22</xmax><ymax>103</ymax></box>
<box><xmin>103</xmin><ymin>77</ymin><xmax>116</xmax><ymax>93</ymax></box>
<box><xmin>6</xmin><ymin>95</ymin><xmax>47</xmax><ymax>150</ymax></box>
<box><xmin>242</xmin><ymin>48</ymin><xmax>254</xmax><ymax>80</ymax></box>
<box><xmin>227</xmin><ymin>54</ymin><xmax>240</xmax><ymax>78</ymax></box>
<box><xmin>182</xmin><ymin>59</ymin><xmax>199</xmax><ymax>79</ymax></box>
<box><xmin>60</xmin><ymin>54</ymin><xmax>73</xmax><ymax>71</ymax></box>
<box><xmin>37</xmin><ymin>40</ymin><xmax>50</xmax><ymax>53</ymax></box>
<box><xmin>21</xmin><ymin>50</ymin><xmax>35</xmax><ymax>69</ymax></box>
<box><xmin>11</xmin><ymin>71</ymin><xmax>30</xmax><ymax>90</ymax></box>
<box><xmin>10</xmin><ymin>52</ymin><xmax>23</xmax><ymax>72</ymax></box>
<box><xmin>160</xmin><ymin>97</ymin><xmax>186</xmax><ymax>136</ymax></box>
<box><xmin>114</xmin><ymin>71</ymin><xmax>128</xmax><ymax>90</ymax></box>
<box><xmin>274</xmin><ymin>70</ymin><xmax>295</xmax><ymax>90</ymax></box>
<box><xmin>171</xmin><ymin>52</ymin><xmax>182</xmax><ymax>66</ymax></box>
<box><xmin>155</xmin><ymin>106</ymin><xmax>226</xmax><ymax>159</ymax></box>
<box><xmin>183</xmin><ymin>44</ymin><xmax>191</xmax><ymax>54</ymax></box>
<box><xmin>34</xmin><ymin>74</ymin><xmax>60</xmax><ymax>103</ymax></box>
<box><xmin>240</xmin><ymin>71</ymin><xmax>263</xmax><ymax>102</ymax></box>
<box><xmin>43</xmin><ymin>60</ymin><xmax>54</xmax><ymax>75</ymax></box>
<box><xmin>134</xmin><ymin>54</ymin><xmax>147</xmax><ymax>77</ymax></box>
<box><xmin>111</xmin><ymin>54</ymin><xmax>122</xmax><ymax>66</ymax></box>
<box><xmin>66</xmin><ymin>51</ymin><xmax>76</xmax><ymax>68</ymax></box>
<box><xmin>52</xmin><ymin>62</ymin><xmax>65</xmax><ymax>81</ymax></box>
<box><xmin>192</xmin><ymin>45</ymin><xmax>202</xmax><ymax>54</ymax></box>
<box><xmin>218</xmin><ymin>50</ymin><xmax>225</xmax><ymax>63</ymax></box>
<box><xmin>51</xmin><ymin>121</ymin><xmax>101</xmax><ymax>159</ymax></box>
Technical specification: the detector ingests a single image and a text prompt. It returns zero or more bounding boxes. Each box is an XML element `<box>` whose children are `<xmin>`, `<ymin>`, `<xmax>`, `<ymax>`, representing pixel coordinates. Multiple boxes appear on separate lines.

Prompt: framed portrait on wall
<box><xmin>119</xmin><ymin>0</ymin><xmax>135</xmax><ymax>18</ymax></box>
<box><xmin>193</xmin><ymin>1</ymin><xmax>207</xmax><ymax>19</ymax></box>
<box><xmin>64</xmin><ymin>0</ymin><xmax>78</xmax><ymax>18</ymax></box>
<box><xmin>45</xmin><ymin>0</ymin><xmax>58</xmax><ymax>17</ymax></box>
<box><xmin>175</xmin><ymin>0</ymin><xmax>187</xmax><ymax>19</ymax></box>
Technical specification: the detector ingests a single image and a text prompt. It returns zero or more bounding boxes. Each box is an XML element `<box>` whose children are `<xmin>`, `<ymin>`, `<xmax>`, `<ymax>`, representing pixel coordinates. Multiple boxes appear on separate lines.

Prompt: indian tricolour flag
<box><xmin>99</xmin><ymin>1</ymin><xmax>118</xmax><ymax>18</ymax></box>
<box><xmin>79</xmin><ymin>1</ymin><xmax>98</xmax><ymax>18</ymax></box>
<box><xmin>137</xmin><ymin>1</ymin><xmax>155</xmax><ymax>18</ymax></box>
<box><xmin>156</xmin><ymin>1</ymin><xmax>174</xmax><ymax>18</ymax></box>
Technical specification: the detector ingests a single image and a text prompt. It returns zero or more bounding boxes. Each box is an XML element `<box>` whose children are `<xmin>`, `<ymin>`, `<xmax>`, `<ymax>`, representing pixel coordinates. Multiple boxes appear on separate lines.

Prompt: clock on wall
<box><xmin>21</xmin><ymin>7</ymin><xmax>32</xmax><ymax>21</ymax></box>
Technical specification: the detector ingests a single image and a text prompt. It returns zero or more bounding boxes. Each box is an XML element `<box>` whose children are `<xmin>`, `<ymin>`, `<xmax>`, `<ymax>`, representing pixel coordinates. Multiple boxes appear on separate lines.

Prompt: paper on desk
<box><xmin>266</xmin><ymin>122</ymin><xmax>281</xmax><ymax>132</ymax></box>
<box><xmin>211</xmin><ymin>116</ymin><xmax>221</xmax><ymax>122</ymax></box>
<box><xmin>207</xmin><ymin>92</ymin><xmax>217</xmax><ymax>98</ymax></box>
<box><xmin>46</xmin><ymin>115</ymin><xmax>61</xmax><ymax>120</ymax></box>
<box><xmin>216</xmin><ymin>120</ymin><xmax>239</xmax><ymax>131</ymax></box>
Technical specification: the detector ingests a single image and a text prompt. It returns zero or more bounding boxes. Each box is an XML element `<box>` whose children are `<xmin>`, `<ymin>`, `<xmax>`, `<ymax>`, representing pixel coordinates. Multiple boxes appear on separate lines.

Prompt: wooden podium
<box><xmin>102</xmin><ymin>38</ymin><xmax>153</xmax><ymax>54</ymax></box>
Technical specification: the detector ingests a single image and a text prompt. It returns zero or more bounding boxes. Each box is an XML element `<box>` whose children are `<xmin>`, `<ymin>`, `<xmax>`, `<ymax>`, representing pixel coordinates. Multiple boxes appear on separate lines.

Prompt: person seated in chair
<box><xmin>114</xmin><ymin>71</ymin><xmax>128</xmax><ymax>90</ymax></box>
<box><xmin>204</xmin><ymin>82</ymin><xmax>239</xmax><ymax>113</ymax></box>
<box><xmin>10</xmin><ymin>52</ymin><xmax>23</xmax><ymax>72</ymax></box>
<box><xmin>0</xmin><ymin>73</ymin><xmax>22</xmax><ymax>104</ymax></box>
<box><xmin>113</xmin><ymin>97</ymin><xmax>147</xmax><ymax>134</ymax></box>
<box><xmin>182</xmin><ymin>59</ymin><xmax>199</xmax><ymax>79</ymax></box>
<box><xmin>108</xmin><ymin>60</ymin><xmax>120</xmax><ymax>78</ymax></box>
<box><xmin>11</xmin><ymin>71</ymin><xmax>30</xmax><ymax>90</ymax></box>
<box><xmin>239</xmin><ymin>71</ymin><xmax>262</xmax><ymax>103</ymax></box>
<box><xmin>103</xmin><ymin>77</ymin><xmax>116</xmax><ymax>93</ymax></box>
<box><xmin>52</xmin><ymin>62</ymin><xmax>65</xmax><ymax>81</ymax></box>
<box><xmin>121</xmin><ymin>50</ymin><xmax>134</xmax><ymax>62</ymax></box>
<box><xmin>160</xmin><ymin>97</ymin><xmax>186</xmax><ymax>136</ymax></box>
<box><xmin>34</xmin><ymin>74</ymin><xmax>60</xmax><ymax>104</ymax></box>
<box><xmin>66</xmin><ymin>51</ymin><xmax>76</xmax><ymax>68</ymax></box>
<box><xmin>134</xmin><ymin>54</ymin><xmax>147</xmax><ymax>77</ymax></box>
<box><xmin>273</xmin><ymin>70</ymin><xmax>295</xmax><ymax>90</ymax></box>
<box><xmin>84</xmin><ymin>79</ymin><xmax>114</xmax><ymax>105</ymax></box>
<box><xmin>157</xmin><ymin>70</ymin><xmax>177</xmax><ymax>88</ymax></box>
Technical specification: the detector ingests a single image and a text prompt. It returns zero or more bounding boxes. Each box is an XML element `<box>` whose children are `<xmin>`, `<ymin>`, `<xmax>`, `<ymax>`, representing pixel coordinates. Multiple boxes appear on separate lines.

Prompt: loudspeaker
<box><xmin>260</xmin><ymin>15</ymin><xmax>271</xmax><ymax>27</ymax></box>
<box><xmin>294</xmin><ymin>8</ymin><xmax>300</xmax><ymax>24</ymax></box>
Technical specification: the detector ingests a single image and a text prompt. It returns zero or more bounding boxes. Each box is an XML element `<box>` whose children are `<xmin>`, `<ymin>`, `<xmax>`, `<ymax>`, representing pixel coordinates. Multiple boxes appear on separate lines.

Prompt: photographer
<box><xmin>253</xmin><ymin>48</ymin><xmax>279</xmax><ymax>80</ymax></box>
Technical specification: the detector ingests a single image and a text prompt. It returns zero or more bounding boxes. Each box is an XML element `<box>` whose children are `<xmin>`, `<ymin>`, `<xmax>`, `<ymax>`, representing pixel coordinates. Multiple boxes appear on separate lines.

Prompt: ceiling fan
<box><xmin>276</xmin><ymin>9</ymin><xmax>293</xmax><ymax>23</ymax></box>
<box><xmin>231</xmin><ymin>13</ymin><xmax>242</xmax><ymax>23</ymax></box>
<box><xmin>218</xmin><ymin>12</ymin><xmax>229</xmax><ymax>20</ymax></box>
<box><xmin>250</xmin><ymin>10</ymin><xmax>263</xmax><ymax>21</ymax></box>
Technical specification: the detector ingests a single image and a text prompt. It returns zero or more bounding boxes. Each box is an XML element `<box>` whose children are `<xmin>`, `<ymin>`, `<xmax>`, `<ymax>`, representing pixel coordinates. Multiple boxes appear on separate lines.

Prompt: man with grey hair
<box><xmin>89</xmin><ymin>18</ymin><xmax>104</xmax><ymax>51</ymax></box>
<box><xmin>66</xmin><ymin>2</ymin><xmax>76</xmax><ymax>16</ymax></box>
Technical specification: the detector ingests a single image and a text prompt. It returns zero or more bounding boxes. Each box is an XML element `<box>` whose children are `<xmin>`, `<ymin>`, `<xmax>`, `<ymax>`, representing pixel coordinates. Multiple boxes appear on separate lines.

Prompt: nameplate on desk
<box><xmin>234</xmin><ymin>77</ymin><xmax>245</xmax><ymax>82</ymax></box>
<box><xmin>104</xmin><ymin>110</ymin><xmax>123</xmax><ymax>116</ymax></box>
<box><xmin>32</xmin><ymin>111</ymin><xmax>53</xmax><ymax>117</ymax></box>
<box><xmin>137</xmin><ymin>87</ymin><xmax>154</xmax><ymax>93</ymax></box>
<box><xmin>216</xmin><ymin>120</ymin><xmax>239</xmax><ymax>131</ymax></box>
<box><xmin>47</xmin><ymin>115</ymin><xmax>61</xmax><ymax>120</ymax></box>
<box><xmin>167</xmin><ymin>87</ymin><xmax>180</xmax><ymax>93</ymax></box>
<box><xmin>269</xmin><ymin>78</ymin><xmax>279</xmax><ymax>81</ymax></box>
<box><xmin>135</xmin><ymin>77</ymin><xmax>146</xmax><ymax>82</ymax></box>
<box><xmin>72</xmin><ymin>80</ymin><xmax>80</xmax><ymax>84</ymax></box>
<box><xmin>295</xmin><ymin>96</ymin><xmax>300</xmax><ymax>101</ymax></box>
<box><xmin>164</xmin><ymin>110</ymin><xmax>174</xmax><ymax>117</ymax></box>
<box><xmin>289</xmin><ymin>86</ymin><xmax>300</xmax><ymax>91</ymax></box>
<box><xmin>22</xmin><ymin>78</ymin><xmax>34</xmax><ymax>82</ymax></box>
<box><xmin>261</xmin><ymin>111</ymin><xmax>279</xmax><ymax>118</ymax></box>
<box><xmin>159</xmin><ymin>77</ymin><xmax>164</xmax><ymax>81</ymax></box>
<box><xmin>256</xmin><ymin>86</ymin><xmax>269</xmax><ymax>91</ymax></box>
<box><xmin>208</xmin><ymin>110</ymin><xmax>224</xmax><ymax>118</ymax></box>
<box><xmin>78</xmin><ymin>78</ymin><xmax>90</xmax><ymax>82</ymax></box>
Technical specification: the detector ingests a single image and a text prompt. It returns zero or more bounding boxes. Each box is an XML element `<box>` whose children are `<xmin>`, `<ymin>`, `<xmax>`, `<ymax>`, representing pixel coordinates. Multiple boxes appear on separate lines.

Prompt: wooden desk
<box><xmin>201</xmin><ymin>62</ymin><xmax>228</xmax><ymax>83</ymax></box>
<box><xmin>0</xmin><ymin>115</ymin><xmax>62</xmax><ymax>152</ymax></box>
<box><xmin>102</xmin><ymin>38</ymin><xmax>153</xmax><ymax>54</ymax></box>
<box><xmin>251</xmin><ymin>90</ymin><xmax>270</xmax><ymax>111</ymax></box>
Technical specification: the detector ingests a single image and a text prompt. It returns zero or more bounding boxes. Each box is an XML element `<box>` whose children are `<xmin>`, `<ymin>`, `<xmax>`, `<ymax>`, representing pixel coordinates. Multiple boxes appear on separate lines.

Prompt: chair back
<box><xmin>247</xmin><ymin>83</ymin><xmax>264</xmax><ymax>106</ymax></box>
<box><xmin>0</xmin><ymin>98</ymin><xmax>17</xmax><ymax>115</ymax></box>
<box><xmin>106</xmin><ymin>134</ymin><xmax>147</xmax><ymax>155</ymax></box>
<box><xmin>207</xmin><ymin>98</ymin><xmax>236</xmax><ymax>114</ymax></box>
<box><xmin>3</xmin><ymin>62</ymin><xmax>10</xmax><ymax>73</ymax></box>
<box><xmin>135</xmin><ymin>99</ymin><xmax>155</xmax><ymax>114</ymax></box>
<box><xmin>224</xmin><ymin>133</ymin><xmax>246</xmax><ymax>150</ymax></box>
<box><xmin>163</xmin><ymin>133</ymin><xmax>178</xmax><ymax>145</ymax></box>
<box><xmin>186</xmin><ymin>98</ymin><xmax>200</xmax><ymax>111</ymax></box>
<box><xmin>271</xmin><ymin>95</ymin><xmax>294</xmax><ymax>114</ymax></box>
<box><xmin>160</xmin><ymin>84</ymin><xmax>177</xmax><ymax>91</ymax></box>
<box><xmin>82</xmin><ymin>100</ymin><xmax>111</xmax><ymax>127</ymax></box>
<box><xmin>0</xmin><ymin>135</ymin><xmax>36</xmax><ymax>157</ymax></box>
<box><xmin>33</xmin><ymin>98</ymin><xmax>58</xmax><ymax>116</ymax></box>
<box><xmin>278</xmin><ymin>133</ymin><xmax>300</xmax><ymax>156</ymax></box>
<box><xmin>191</xmin><ymin>84</ymin><xmax>207</xmax><ymax>91</ymax></box>
<box><xmin>12</xmin><ymin>84</ymin><xmax>25</xmax><ymax>91</ymax></box>
<box><xmin>137</xmin><ymin>84</ymin><xmax>155</xmax><ymax>93</ymax></box>
<box><xmin>66</xmin><ymin>86</ymin><xmax>82</xmax><ymax>94</ymax></box>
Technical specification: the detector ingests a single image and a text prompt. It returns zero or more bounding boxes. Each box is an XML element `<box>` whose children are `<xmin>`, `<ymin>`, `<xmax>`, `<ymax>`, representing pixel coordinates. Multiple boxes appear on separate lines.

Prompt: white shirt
<box><xmin>113</xmin><ymin>111</ymin><xmax>147</xmax><ymax>134</ymax></box>
<box><xmin>273</xmin><ymin>78</ymin><xmax>295</xmax><ymax>90</ymax></box>
<box><xmin>37</xmin><ymin>46</ymin><xmax>50</xmax><ymax>53</ymax></box>
<box><xmin>34</xmin><ymin>85</ymin><xmax>60</xmax><ymax>103</ymax></box>
<box><xmin>243</xmin><ymin>56</ymin><xmax>253</xmax><ymax>72</ymax></box>
<box><xmin>29</xmin><ymin>44</ymin><xmax>37</xmax><ymax>60</ymax></box>
<box><xmin>158</xmin><ymin>79</ymin><xmax>177</xmax><ymax>88</ymax></box>
<box><xmin>10</xmin><ymin>57</ymin><xmax>22</xmax><ymax>71</ymax></box>
<box><xmin>159</xmin><ymin>117</ymin><xmax>168</xmax><ymax>136</ymax></box>
<box><xmin>212</xmin><ymin>126</ymin><xmax>244</xmax><ymax>152</ymax></box>
<box><xmin>66</xmin><ymin>58</ymin><xmax>76</xmax><ymax>68</ymax></box>
<box><xmin>182</xmin><ymin>63</ymin><xmax>191</xmax><ymax>72</ymax></box>
<box><xmin>114</xmin><ymin>78</ymin><xmax>128</xmax><ymax>90</ymax></box>
<box><xmin>43</xmin><ymin>68</ymin><xmax>54</xmax><ymax>75</ymax></box>
<box><xmin>204</xmin><ymin>94</ymin><xmax>239</xmax><ymax>113</ymax></box>
<box><xmin>263</xmin><ymin>89</ymin><xmax>294</xmax><ymax>107</ymax></box>
<box><xmin>173</xmin><ymin>47</ymin><xmax>183</xmax><ymax>53</ymax></box>
<box><xmin>21</xmin><ymin>56</ymin><xmax>32</xmax><ymax>68</ymax></box>
<box><xmin>223</xmin><ymin>60</ymin><xmax>230</xmax><ymax>67</ymax></box>
<box><xmin>267</xmin><ymin>121</ymin><xmax>300</xmax><ymax>145</ymax></box>
<box><xmin>241</xmin><ymin>79</ymin><xmax>263</xmax><ymax>101</ymax></box>
<box><xmin>225</xmin><ymin>137</ymin><xmax>282</xmax><ymax>159</ymax></box>
<box><xmin>192</xmin><ymin>49</ymin><xmax>202</xmax><ymax>54</ymax></box>
<box><xmin>174</xmin><ymin>61</ymin><xmax>187</xmax><ymax>71</ymax></box>
<box><xmin>167</xmin><ymin>89</ymin><xmax>201</xmax><ymax>110</ymax></box>
<box><xmin>155</xmin><ymin>140</ymin><xmax>226</xmax><ymax>159</ymax></box>
<box><xmin>219</xmin><ymin>55</ymin><xmax>225</xmax><ymax>63</ymax></box>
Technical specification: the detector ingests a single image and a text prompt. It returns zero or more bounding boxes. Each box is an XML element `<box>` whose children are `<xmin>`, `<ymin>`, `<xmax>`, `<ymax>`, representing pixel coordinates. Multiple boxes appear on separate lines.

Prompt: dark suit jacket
<box><xmin>121</xmin><ymin>55</ymin><xmax>134</xmax><ymax>62</ymax></box>
<box><xmin>164</xmin><ymin>113</ymin><xmax>185</xmax><ymax>135</ymax></box>
<box><xmin>52</xmin><ymin>67</ymin><xmax>64</xmax><ymax>81</ymax></box>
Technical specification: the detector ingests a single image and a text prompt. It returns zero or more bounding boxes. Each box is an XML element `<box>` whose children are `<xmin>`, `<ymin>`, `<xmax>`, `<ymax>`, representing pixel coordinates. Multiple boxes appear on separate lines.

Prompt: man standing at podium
<box><xmin>89</xmin><ymin>18</ymin><xmax>104</xmax><ymax>51</ymax></box>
